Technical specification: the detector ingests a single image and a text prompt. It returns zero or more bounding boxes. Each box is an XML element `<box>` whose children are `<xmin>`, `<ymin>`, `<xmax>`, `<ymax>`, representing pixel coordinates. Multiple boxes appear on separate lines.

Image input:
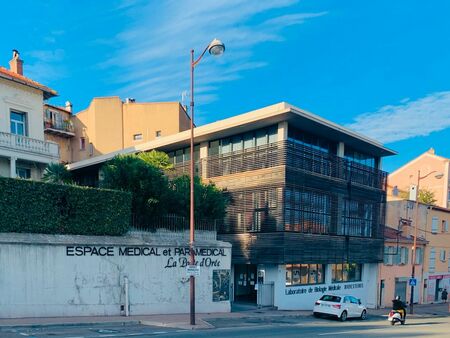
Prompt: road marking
<box><xmin>318</xmin><ymin>331</ymin><xmax>355</xmax><ymax>336</ymax></box>
<box><xmin>152</xmin><ymin>332</ymin><xmax>168</xmax><ymax>334</ymax></box>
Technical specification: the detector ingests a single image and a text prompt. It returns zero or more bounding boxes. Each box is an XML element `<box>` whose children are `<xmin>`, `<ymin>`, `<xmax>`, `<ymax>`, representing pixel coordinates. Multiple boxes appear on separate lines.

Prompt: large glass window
<box><xmin>286</xmin><ymin>264</ymin><xmax>325</xmax><ymax>286</ymax></box>
<box><xmin>344</xmin><ymin>146</ymin><xmax>375</xmax><ymax>168</ymax></box>
<box><xmin>288</xmin><ymin>127</ymin><xmax>335</xmax><ymax>153</ymax></box>
<box><xmin>331</xmin><ymin>263</ymin><xmax>362</xmax><ymax>283</ymax></box>
<box><xmin>284</xmin><ymin>187</ymin><xmax>331</xmax><ymax>234</ymax></box>
<box><xmin>10</xmin><ymin>111</ymin><xmax>27</xmax><ymax>136</ymax></box>
<box><xmin>340</xmin><ymin>199</ymin><xmax>374</xmax><ymax>237</ymax></box>
<box><xmin>208</xmin><ymin>125</ymin><xmax>278</xmax><ymax>156</ymax></box>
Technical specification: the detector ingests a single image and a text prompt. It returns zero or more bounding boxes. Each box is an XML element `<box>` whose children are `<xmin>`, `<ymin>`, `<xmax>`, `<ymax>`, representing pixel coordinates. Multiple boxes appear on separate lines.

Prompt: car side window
<box><xmin>343</xmin><ymin>296</ymin><xmax>350</xmax><ymax>303</ymax></box>
<box><xmin>350</xmin><ymin>296</ymin><xmax>359</xmax><ymax>304</ymax></box>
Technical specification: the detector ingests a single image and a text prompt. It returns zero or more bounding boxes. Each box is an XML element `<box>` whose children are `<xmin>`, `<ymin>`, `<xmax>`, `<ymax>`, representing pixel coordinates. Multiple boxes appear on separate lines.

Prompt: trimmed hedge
<box><xmin>0</xmin><ymin>177</ymin><xmax>131</xmax><ymax>236</ymax></box>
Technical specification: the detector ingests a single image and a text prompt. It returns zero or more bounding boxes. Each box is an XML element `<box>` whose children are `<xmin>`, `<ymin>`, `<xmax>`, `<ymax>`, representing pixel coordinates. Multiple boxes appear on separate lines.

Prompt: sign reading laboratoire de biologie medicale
<box><xmin>65</xmin><ymin>245</ymin><xmax>231</xmax><ymax>302</ymax></box>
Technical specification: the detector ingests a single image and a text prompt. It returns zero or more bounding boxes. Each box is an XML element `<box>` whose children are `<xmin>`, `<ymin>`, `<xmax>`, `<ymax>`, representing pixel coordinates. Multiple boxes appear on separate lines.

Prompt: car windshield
<box><xmin>320</xmin><ymin>295</ymin><xmax>341</xmax><ymax>303</ymax></box>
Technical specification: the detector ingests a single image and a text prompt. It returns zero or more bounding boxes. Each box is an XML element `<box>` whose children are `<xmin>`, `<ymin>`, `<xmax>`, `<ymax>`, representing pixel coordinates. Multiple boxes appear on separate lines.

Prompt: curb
<box><xmin>0</xmin><ymin>320</ymin><xmax>141</xmax><ymax>330</ymax></box>
<box><xmin>140</xmin><ymin>318</ymin><xmax>214</xmax><ymax>330</ymax></box>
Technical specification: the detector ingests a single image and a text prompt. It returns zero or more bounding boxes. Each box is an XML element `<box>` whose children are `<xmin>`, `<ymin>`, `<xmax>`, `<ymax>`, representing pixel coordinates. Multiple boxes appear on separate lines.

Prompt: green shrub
<box><xmin>0</xmin><ymin>177</ymin><xmax>131</xmax><ymax>236</ymax></box>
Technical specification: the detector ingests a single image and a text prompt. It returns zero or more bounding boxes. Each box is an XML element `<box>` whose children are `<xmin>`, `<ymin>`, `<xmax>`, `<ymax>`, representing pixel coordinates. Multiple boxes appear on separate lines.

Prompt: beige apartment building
<box><xmin>385</xmin><ymin>200</ymin><xmax>450</xmax><ymax>304</ymax></box>
<box><xmin>46</xmin><ymin>97</ymin><xmax>191</xmax><ymax>163</ymax></box>
<box><xmin>388</xmin><ymin>148</ymin><xmax>450</xmax><ymax>208</ymax></box>
<box><xmin>43</xmin><ymin>102</ymin><xmax>74</xmax><ymax>163</ymax></box>
<box><xmin>0</xmin><ymin>51</ymin><xmax>59</xmax><ymax>179</ymax></box>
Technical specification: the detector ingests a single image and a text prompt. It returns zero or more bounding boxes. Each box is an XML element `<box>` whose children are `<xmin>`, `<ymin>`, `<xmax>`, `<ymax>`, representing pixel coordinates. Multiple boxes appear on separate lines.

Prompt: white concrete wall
<box><xmin>261</xmin><ymin>263</ymin><xmax>378</xmax><ymax>310</ymax></box>
<box><xmin>0</xmin><ymin>78</ymin><xmax>44</xmax><ymax>139</ymax></box>
<box><xmin>0</xmin><ymin>233</ymin><xmax>231</xmax><ymax>318</ymax></box>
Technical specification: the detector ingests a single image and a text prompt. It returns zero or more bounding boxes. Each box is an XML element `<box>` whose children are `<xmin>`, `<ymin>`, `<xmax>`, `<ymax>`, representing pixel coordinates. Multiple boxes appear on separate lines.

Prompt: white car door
<box><xmin>342</xmin><ymin>296</ymin><xmax>353</xmax><ymax>316</ymax></box>
<box><xmin>350</xmin><ymin>296</ymin><xmax>361</xmax><ymax>317</ymax></box>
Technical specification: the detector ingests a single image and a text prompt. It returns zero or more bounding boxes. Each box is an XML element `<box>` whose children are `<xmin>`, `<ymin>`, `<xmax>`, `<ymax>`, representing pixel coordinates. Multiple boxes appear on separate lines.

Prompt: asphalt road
<box><xmin>1</xmin><ymin>315</ymin><xmax>449</xmax><ymax>338</ymax></box>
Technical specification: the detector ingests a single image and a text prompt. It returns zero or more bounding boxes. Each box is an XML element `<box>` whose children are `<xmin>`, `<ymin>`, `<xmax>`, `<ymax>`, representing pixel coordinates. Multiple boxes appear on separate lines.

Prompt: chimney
<box><xmin>427</xmin><ymin>148</ymin><xmax>435</xmax><ymax>155</ymax></box>
<box><xmin>9</xmin><ymin>49</ymin><xmax>23</xmax><ymax>75</ymax></box>
<box><xmin>65</xmin><ymin>101</ymin><xmax>73</xmax><ymax>113</ymax></box>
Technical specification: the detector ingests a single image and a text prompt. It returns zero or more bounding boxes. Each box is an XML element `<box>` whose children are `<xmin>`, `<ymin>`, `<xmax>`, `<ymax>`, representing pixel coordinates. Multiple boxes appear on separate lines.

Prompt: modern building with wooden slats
<box><xmin>68</xmin><ymin>102</ymin><xmax>396</xmax><ymax>310</ymax></box>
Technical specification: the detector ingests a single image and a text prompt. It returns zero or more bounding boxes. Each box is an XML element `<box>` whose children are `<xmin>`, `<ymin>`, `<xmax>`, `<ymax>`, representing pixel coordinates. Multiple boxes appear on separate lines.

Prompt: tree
<box><xmin>399</xmin><ymin>187</ymin><xmax>437</xmax><ymax>205</ymax></box>
<box><xmin>100</xmin><ymin>155</ymin><xmax>170</xmax><ymax>225</ymax></box>
<box><xmin>169</xmin><ymin>175</ymin><xmax>229</xmax><ymax>220</ymax></box>
<box><xmin>138</xmin><ymin>150</ymin><xmax>173</xmax><ymax>170</ymax></box>
<box><xmin>417</xmin><ymin>189</ymin><xmax>437</xmax><ymax>205</ymax></box>
<box><xmin>42</xmin><ymin>163</ymin><xmax>73</xmax><ymax>184</ymax></box>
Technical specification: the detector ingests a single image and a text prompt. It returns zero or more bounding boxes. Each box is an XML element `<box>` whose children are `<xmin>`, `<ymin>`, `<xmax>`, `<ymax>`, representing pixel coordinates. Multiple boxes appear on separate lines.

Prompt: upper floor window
<box><xmin>344</xmin><ymin>146</ymin><xmax>375</xmax><ymax>168</ymax></box>
<box><xmin>415</xmin><ymin>247</ymin><xmax>423</xmax><ymax>265</ymax></box>
<box><xmin>288</xmin><ymin>126</ymin><xmax>335</xmax><ymax>153</ymax></box>
<box><xmin>442</xmin><ymin>220</ymin><xmax>448</xmax><ymax>233</ymax></box>
<box><xmin>208</xmin><ymin>125</ymin><xmax>278</xmax><ymax>156</ymax></box>
<box><xmin>10</xmin><ymin>111</ymin><xmax>27</xmax><ymax>136</ymax></box>
<box><xmin>155</xmin><ymin>130</ymin><xmax>161</xmax><ymax>138</ymax></box>
<box><xmin>431</xmin><ymin>217</ymin><xmax>439</xmax><ymax>234</ymax></box>
<box><xmin>440</xmin><ymin>249</ymin><xmax>446</xmax><ymax>262</ymax></box>
<box><xmin>80</xmin><ymin>137</ymin><xmax>86</xmax><ymax>151</ymax></box>
<box><xmin>133</xmin><ymin>133</ymin><xmax>143</xmax><ymax>141</ymax></box>
<box><xmin>429</xmin><ymin>247</ymin><xmax>436</xmax><ymax>273</ymax></box>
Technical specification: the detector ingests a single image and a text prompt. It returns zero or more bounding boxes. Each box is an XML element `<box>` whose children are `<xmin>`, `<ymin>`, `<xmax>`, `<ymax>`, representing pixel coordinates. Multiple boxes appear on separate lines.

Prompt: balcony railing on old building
<box><xmin>44</xmin><ymin>119</ymin><xmax>75</xmax><ymax>138</ymax></box>
<box><xmin>0</xmin><ymin>131</ymin><xmax>59</xmax><ymax>158</ymax></box>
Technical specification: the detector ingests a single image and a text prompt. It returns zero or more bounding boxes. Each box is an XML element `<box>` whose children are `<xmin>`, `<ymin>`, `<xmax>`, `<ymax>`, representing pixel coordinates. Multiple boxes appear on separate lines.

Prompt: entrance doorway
<box><xmin>380</xmin><ymin>280</ymin><xmax>385</xmax><ymax>307</ymax></box>
<box><xmin>394</xmin><ymin>280</ymin><xmax>407</xmax><ymax>302</ymax></box>
<box><xmin>435</xmin><ymin>279</ymin><xmax>441</xmax><ymax>301</ymax></box>
<box><xmin>234</xmin><ymin>264</ymin><xmax>257</xmax><ymax>303</ymax></box>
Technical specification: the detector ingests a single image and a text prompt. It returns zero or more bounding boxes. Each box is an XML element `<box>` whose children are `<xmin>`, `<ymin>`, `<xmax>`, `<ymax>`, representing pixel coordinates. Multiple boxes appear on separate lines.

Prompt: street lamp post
<box><xmin>409</xmin><ymin>170</ymin><xmax>443</xmax><ymax>314</ymax></box>
<box><xmin>189</xmin><ymin>38</ymin><xmax>225</xmax><ymax>326</ymax></box>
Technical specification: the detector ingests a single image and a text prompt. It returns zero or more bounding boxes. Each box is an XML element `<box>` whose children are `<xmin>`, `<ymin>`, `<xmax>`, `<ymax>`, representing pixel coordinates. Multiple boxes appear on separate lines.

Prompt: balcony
<box><xmin>44</xmin><ymin>119</ymin><xmax>75</xmax><ymax>138</ymax></box>
<box><xmin>0</xmin><ymin>131</ymin><xmax>59</xmax><ymax>160</ymax></box>
<box><xmin>204</xmin><ymin>140</ymin><xmax>387</xmax><ymax>190</ymax></box>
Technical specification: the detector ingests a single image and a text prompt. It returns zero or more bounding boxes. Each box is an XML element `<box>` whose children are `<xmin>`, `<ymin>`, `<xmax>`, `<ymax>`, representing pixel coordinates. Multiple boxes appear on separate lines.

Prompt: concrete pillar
<box><xmin>376</xmin><ymin>157</ymin><xmax>383</xmax><ymax>170</ymax></box>
<box><xmin>337</xmin><ymin>142</ymin><xmax>345</xmax><ymax>157</ymax></box>
<box><xmin>200</xmin><ymin>141</ymin><xmax>208</xmax><ymax>179</ymax></box>
<box><xmin>277</xmin><ymin>121</ymin><xmax>288</xmax><ymax>142</ymax></box>
<box><xmin>9</xmin><ymin>156</ymin><xmax>17</xmax><ymax>178</ymax></box>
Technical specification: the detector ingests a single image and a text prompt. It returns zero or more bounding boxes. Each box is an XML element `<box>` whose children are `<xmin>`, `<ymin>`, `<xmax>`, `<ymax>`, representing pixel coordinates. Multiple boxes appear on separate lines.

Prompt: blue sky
<box><xmin>1</xmin><ymin>0</ymin><xmax>450</xmax><ymax>172</ymax></box>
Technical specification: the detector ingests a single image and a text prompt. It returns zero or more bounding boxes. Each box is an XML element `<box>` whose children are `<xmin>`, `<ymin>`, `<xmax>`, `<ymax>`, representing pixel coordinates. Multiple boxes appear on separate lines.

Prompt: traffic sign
<box><xmin>409</xmin><ymin>278</ymin><xmax>417</xmax><ymax>286</ymax></box>
<box><xmin>186</xmin><ymin>265</ymin><xmax>200</xmax><ymax>277</ymax></box>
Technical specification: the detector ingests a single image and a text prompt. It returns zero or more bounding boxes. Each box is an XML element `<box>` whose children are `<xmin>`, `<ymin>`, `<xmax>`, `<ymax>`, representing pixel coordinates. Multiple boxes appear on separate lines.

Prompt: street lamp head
<box><xmin>208</xmin><ymin>38</ymin><xmax>225</xmax><ymax>56</ymax></box>
<box><xmin>435</xmin><ymin>172</ymin><xmax>444</xmax><ymax>179</ymax></box>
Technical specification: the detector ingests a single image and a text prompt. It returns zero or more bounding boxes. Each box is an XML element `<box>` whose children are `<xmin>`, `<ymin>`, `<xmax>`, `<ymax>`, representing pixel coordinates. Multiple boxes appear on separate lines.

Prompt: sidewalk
<box><xmin>0</xmin><ymin>303</ymin><xmax>448</xmax><ymax>331</ymax></box>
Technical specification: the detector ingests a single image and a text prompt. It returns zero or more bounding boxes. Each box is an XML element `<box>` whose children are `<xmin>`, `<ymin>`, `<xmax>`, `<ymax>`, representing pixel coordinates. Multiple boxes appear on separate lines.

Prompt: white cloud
<box><xmin>346</xmin><ymin>91</ymin><xmax>450</xmax><ymax>144</ymax></box>
<box><xmin>100</xmin><ymin>0</ymin><xmax>327</xmax><ymax>105</ymax></box>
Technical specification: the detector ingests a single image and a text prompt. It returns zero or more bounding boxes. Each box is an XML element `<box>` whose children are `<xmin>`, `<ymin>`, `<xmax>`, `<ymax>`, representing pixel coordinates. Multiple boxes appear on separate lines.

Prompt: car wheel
<box><xmin>360</xmin><ymin>310</ymin><xmax>367</xmax><ymax>320</ymax></box>
<box><xmin>391</xmin><ymin>320</ymin><xmax>395</xmax><ymax>326</ymax></box>
<box><xmin>340</xmin><ymin>310</ymin><xmax>348</xmax><ymax>322</ymax></box>
<box><xmin>313</xmin><ymin>312</ymin><xmax>320</xmax><ymax>318</ymax></box>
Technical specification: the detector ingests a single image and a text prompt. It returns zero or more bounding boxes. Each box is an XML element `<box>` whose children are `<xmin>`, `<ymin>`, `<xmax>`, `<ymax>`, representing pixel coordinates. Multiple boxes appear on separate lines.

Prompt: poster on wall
<box><xmin>213</xmin><ymin>269</ymin><xmax>230</xmax><ymax>302</ymax></box>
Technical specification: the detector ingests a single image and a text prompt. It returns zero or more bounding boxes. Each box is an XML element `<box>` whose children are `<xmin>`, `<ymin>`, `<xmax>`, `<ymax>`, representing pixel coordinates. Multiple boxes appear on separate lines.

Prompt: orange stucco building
<box><xmin>44</xmin><ymin>97</ymin><xmax>191</xmax><ymax>163</ymax></box>
<box><xmin>383</xmin><ymin>200</ymin><xmax>450</xmax><ymax>306</ymax></box>
<box><xmin>388</xmin><ymin>148</ymin><xmax>450</xmax><ymax>208</ymax></box>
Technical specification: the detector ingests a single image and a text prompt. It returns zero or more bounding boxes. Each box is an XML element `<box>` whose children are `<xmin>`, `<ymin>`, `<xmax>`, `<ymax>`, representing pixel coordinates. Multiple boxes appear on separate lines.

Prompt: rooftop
<box><xmin>0</xmin><ymin>66</ymin><xmax>57</xmax><ymax>99</ymax></box>
<box><xmin>68</xmin><ymin>102</ymin><xmax>397</xmax><ymax>171</ymax></box>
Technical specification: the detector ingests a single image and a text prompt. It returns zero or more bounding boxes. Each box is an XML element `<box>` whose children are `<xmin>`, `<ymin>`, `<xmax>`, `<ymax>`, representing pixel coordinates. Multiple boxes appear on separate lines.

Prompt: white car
<box><xmin>313</xmin><ymin>294</ymin><xmax>367</xmax><ymax>321</ymax></box>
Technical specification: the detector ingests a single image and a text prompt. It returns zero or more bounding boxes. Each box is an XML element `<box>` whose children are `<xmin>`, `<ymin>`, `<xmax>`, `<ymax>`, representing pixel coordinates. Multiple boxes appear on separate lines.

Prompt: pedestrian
<box><xmin>442</xmin><ymin>289</ymin><xmax>448</xmax><ymax>303</ymax></box>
